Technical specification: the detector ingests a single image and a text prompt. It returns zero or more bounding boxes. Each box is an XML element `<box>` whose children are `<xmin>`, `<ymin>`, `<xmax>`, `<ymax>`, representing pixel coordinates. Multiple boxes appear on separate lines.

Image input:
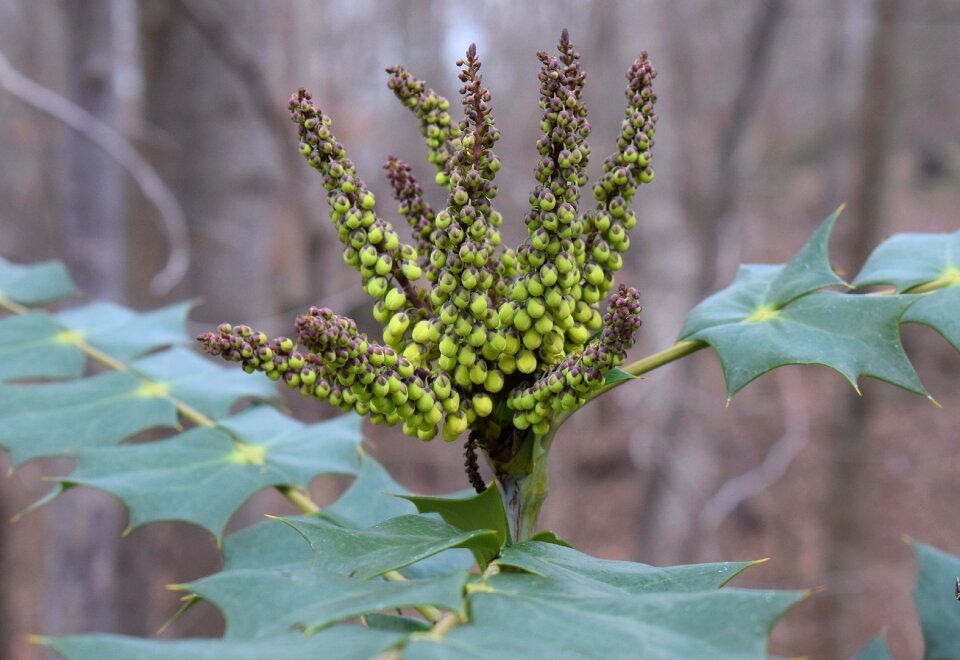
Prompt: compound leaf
<box><xmin>59</xmin><ymin>407</ymin><xmax>362</xmax><ymax>537</ymax></box>
<box><xmin>0</xmin><ymin>258</ymin><xmax>75</xmax><ymax>306</ymax></box>
<box><xmin>681</xmin><ymin>276</ymin><xmax>927</xmax><ymax>399</ymax></box>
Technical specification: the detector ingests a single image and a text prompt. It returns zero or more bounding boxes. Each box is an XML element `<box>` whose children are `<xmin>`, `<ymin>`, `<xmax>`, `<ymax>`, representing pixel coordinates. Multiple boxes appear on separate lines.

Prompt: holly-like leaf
<box><xmin>38</xmin><ymin>627</ymin><xmax>404</xmax><ymax>660</ymax></box>
<box><xmin>0</xmin><ymin>312</ymin><xmax>86</xmax><ymax>382</ymax></box>
<box><xmin>406</xmin><ymin>574</ymin><xmax>803</xmax><ymax>660</ymax></box>
<box><xmin>495</xmin><ymin>541</ymin><xmax>760</xmax><ymax>595</ymax></box>
<box><xmin>852</xmin><ymin>635</ymin><xmax>893</xmax><ymax>660</ymax></box>
<box><xmin>59</xmin><ymin>406</ymin><xmax>362</xmax><ymax>537</ymax></box>
<box><xmin>0</xmin><ymin>371</ymin><xmax>177</xmax><ymax>467</ymax></box>
<box><xmin>280</xmin><ymin>514</ymin><xmax>499</xmax><ymax>579</ymax></box>
<box><xmin>902</xmin><ymin>288</ymin><xmax>960</xmax><ymax>353</ymax></box>
<box><xmin>132</xmin><ymin>348</ymin><xmax>277</xmax><ymax>419</ymax></box>
<box><xmin>0</xmin><ymin>257</ymin><xmax>75</xmax><ymax>306</ymax></box>
<box><xmin>854</xmin><ymin>229</ymin><xmax>960</xmax><ymax>292</ymax></box>
<box><xmin>57</xmin><ymin>301</ymin><xmax>193</xmax><ymax>362</ymax></box>
<box><xmin>912</xmin><ymin>541</ymin><xmax>960</xmax><ymax>659</ymax></box>
<box><xmin>181</xmin><ymin>565</ymin><xmax>468</xmax><ymax>639</ymax></box>
<box><xmin>400</xmin><ymin>485</ymin><xmax>510</xmax><ymax>564</ymax></box>
<box><xmin>674</xmin><ymin>210</ymin><xmax>935</xmax><ymax>400</ymax></box>
<box><xmin>682</xmin><ymin>284</ymin><xmax>928</xmax><ymax>399</ymax></box>
<box><xmin>221</xmin><ymin>517</ymin><xmax>315</xmax><ymax>571</ymax></box>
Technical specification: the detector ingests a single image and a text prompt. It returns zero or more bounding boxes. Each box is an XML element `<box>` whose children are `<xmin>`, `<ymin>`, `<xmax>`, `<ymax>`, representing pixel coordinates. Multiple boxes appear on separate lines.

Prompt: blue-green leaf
<box><xmin>182</xmin><ymin>565</ymin><xmax>468</xmax><ymax>638</ymax></box>
<box><xmin>281</xmin><ymin>514</ymin><xmax>498</xmax><ymax>579</ymax></box>
<box><xmin>406</xmin><ymin>576</ymin><xmax>803</xmax><ymax>660</ymax></box>
<box><xmin>57</xmin><ymin>301</ymin><xmax>192</xmax><ymax>362</ymax></box>
<box><xmin>681</xmin><ymin>276</ymin><xmax>927</xmax><ymax>399</ymax></box>
<box><xmin>399</xmin><ymin>485</ymin><xmax>510</xmax><ymax>565</ymax></box>
<box><xmin>0</xmin><ymin>371</ymin><xmax>176</xmax><ymax>467</ymax></box>
<box><xmin>0</xmin><ymin>258</ymin><xmax>75</xmax><ymax>306</ymax></box>
<box><xmin>912</xmin><ymin>541</ymin><xmax>960</xmax><ymax>659</ymax></box>
<box><xmin>39</xmin><ymin>627</ymin><xmax>404</xmax><ymax>660</ymax></box>
<box><xmin>852</xmin><ymin>635</ymin><xmax>893</xmax><ymax>660</ymax></box>
<box><xmin>0</xmin><ymin>312</ymin><xmax>85</xmax><ymax>382</ymax></box>
<box><xmin>495</xmin><ymin>541</ymin><xmax>760</xmax><ymax>595</ymax></box>
<box><xmin>59</xmin><ymin>407</ymin><xmax>362</xmax><ymax>537</ymax></box>
<box><xmin>132</xmin><ymin>348</ymin><xmax>276</xmax><ymax>419</ymax></box>
<box><xmin>854</xmin><ymin>230</ymin><xmax>960</xmax><ymax>292</ymax></box>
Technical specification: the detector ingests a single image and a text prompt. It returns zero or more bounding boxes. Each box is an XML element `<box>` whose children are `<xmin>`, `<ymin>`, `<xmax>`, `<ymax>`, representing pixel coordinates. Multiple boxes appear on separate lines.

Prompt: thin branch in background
<box><xmin>173</xmin><ymin>0</ymin><xmax>288</xmax><ymax>150</ymax></box>
<box><xmin>698</xmin><ymin>369</ymin><xmax>809</xmax><ymax>538</ymax></box>
<box><xmin>0</xmin><ymin>49</ymin><xmax>189</xmax><ymax>296</ymax></box>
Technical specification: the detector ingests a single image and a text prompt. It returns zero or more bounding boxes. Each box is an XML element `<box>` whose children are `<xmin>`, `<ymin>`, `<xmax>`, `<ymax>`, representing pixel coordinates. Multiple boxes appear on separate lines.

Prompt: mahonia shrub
<box><xmin>2</xmin><ymin>29</ymin><xmax>959</xmax><ymax>660</ymax></box>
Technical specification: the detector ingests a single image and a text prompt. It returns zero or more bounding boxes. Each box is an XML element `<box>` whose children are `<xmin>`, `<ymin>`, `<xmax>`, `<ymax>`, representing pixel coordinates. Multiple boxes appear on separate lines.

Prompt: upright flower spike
<box><xmin>415</xmin><ymin>43</ymin><xmax>507</xmax><ymax>424</ymax></box>
<box><xmin>385</xmin><ymin>66</ymin><xmax>460</xmax><ymax>184</ymax></box>
<box><xmin>505</xmin><ymin>31</ymin><xmax>594</xmax><ymax>377</ymax></box>
<box><xmin>289</xmin><ymin>89</ymin><xmax>427</xmax><ymax>344</ymax></box>
<box><xmin>580</xmin><ymin>53</ymin><xmax>657</xmax><ymax>328</ymax></box>
<box><xmin>384</xmin><ymin>156</ymin><xmax>436</xmax><ymax>278</ymax></box>
<box><xmin>203</xmin><ymin>33</ymin><xmax>656</xmax><ymax>489</ymax></box>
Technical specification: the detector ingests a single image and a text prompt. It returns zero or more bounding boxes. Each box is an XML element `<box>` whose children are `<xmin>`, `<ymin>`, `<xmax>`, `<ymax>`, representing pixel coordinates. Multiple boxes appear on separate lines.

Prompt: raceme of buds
<box><xmin>201</xmin><ymin>32</ymin><xmax>654</xmax><ymax>482</ymax></box>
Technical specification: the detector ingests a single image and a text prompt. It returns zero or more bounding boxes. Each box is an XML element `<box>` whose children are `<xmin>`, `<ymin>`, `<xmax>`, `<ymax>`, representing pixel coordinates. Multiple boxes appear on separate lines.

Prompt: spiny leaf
<box><xmin>58</xmin><ymin>407</ymin><xmax>362</xmax><ymax>537</ymax></box>
<box><xmin>221</xmin><ymin>517</ymin><xmax>315</xmax><ymax>571</ymax></box>
<box><xmin>495</xmin><ymin>541</ymin><xmax>760</xmax><ymax>595</ymax></box>
<box><xmin>399</xmin><ymin>485</ymin><xmax>510</xmax><ymax>565</ymax></box>
<box><xmin>181</xmin><ymin>565</ymin><xmax>468</xmax><ymax>639</ymax></box>
<box><xmin>911</xmin><ymin>541</ymin><xmax>960</xmax><ymax>659</ymax></box>
<box><xmin>0</xmin><ymin>371</ymin><xmax>177</xmax><ymax>467</ymax></box>
<box><xmin>681</xmin><ymin>273</ymin><xmax>927</xmax><ymax>399</ymax></box>
<box><xmin>0</xmin><ymin>257</ymin><xmax>75</xmax><ymax>306</ymax></box>
<box><xmin>0</xmin><ymin>312</ymin><xmax>86</xmax><ymax>382</ymax></box>
<box><xmin>38</xmin><ymin>628</ymin><xmax>404</xmax><ymax>660</ymax></box>
<box><xmin>854</xmin><ymin>229</ymin><xmax>960</xmax><ymax>292</ymax></box>
<box><xmin>280</xmin><ymin>514</ymin><xmax>499</xmax><ymax>579</ymax></box>
<box><xmin>902</xmin><ymin>287</ymin><xmax>960</xmax><ymax>352</ymax></box>
<box><xmin>406</xmin><ymin>575</ymin><xmax>804</xmax><ymax>660</ymax></box>
<box><xmin>132</xmin><ymin>348</ymin><xmax>277</xmax><ymax>419</ymax></box>
<box><xmin>764</xmin><ymin>206</ymin><xmax>847</xmax><ymax>305</ymax></box>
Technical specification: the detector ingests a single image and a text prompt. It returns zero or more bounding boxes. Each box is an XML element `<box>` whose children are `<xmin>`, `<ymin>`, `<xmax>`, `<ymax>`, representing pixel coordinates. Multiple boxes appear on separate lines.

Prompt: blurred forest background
<box><xmin>1</xmin><ymin>0</ymin><xmax>959</xmax><ymax>658</ymax></box>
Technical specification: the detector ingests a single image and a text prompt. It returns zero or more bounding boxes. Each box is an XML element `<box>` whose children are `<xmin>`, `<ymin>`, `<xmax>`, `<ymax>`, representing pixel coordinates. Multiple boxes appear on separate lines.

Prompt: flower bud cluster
<box><xmin>507</xmin><ymin>285</ymin><xmax>641</xmax><ymax>433</ymax></box>
<box><xmin>386</xmin><ymin>66</ymin><xmax>459</xmax><ymax>179</ymax></box>
<box><xmin>205</xmin><ymin>34</ymin><xmax>654</xmax><ymax>468</ymax></box>
<box><xmin>582</xmin><ymin>53</ymin><xmax>657</xmax><ymax>307</ymax></box>
<box><xmin>502</xmin><ymin>31</ymin><xmax>594</xmax><ymax>378</ymax></box>
<box><xmin>289</xmin><ymin>89</ymin><xmax>426</xmax><ymax>348</ymax></box>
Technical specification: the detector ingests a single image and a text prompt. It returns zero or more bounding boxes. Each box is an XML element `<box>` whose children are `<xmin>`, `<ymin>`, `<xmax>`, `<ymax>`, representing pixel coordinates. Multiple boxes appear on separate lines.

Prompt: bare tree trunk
<box><xmin>822</xmin><ymin>0</ymin><xmax>901</xmax><ymax>655</ymax></box>
<box><xmin>115</xmin><ymin>0</ymin><xmax>282</xmax><ymax>636</ymax></box>
<box><xmin>637</xmin><ymin>0</ymin><xmax>786</xmax><ymax>564</ymax></box>
<box><xmin>45</xmin><ymin>0</ymin><xmax>127</xmax><ymax>638</ymax></box>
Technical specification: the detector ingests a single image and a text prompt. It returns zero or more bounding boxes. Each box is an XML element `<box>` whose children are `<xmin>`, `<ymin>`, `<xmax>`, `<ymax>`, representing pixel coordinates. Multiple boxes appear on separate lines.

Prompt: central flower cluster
<box><xmin>199</xmin><ymin>31</ymin><xmax>655</xmax><ymax>449</ymax></box>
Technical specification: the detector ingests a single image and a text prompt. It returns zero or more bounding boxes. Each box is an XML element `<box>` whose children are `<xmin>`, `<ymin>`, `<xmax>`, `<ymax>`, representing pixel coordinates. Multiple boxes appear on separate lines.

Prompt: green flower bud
<box><xmin>517</xmin><ymin>349</ymin><xmax>538</xmax><ymax>374</ymax></box>
<box><xmin>472</xmin><ymin>393</ymin><xmax>493</xmax><ymax>417</ymax></box>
